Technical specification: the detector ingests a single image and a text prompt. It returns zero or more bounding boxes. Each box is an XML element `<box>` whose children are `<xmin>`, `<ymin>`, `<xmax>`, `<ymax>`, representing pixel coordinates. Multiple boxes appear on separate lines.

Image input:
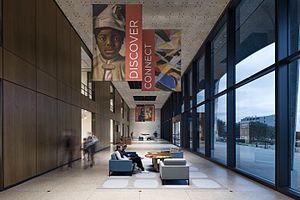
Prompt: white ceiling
<box><xmin>55</xmin><ymin>0</ymin><xmax>230</xmax><ymax>109</ymax></box>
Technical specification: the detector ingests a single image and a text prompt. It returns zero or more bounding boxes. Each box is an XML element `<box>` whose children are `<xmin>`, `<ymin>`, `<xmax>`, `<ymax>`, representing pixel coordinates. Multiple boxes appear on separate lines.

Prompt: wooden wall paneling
<box><xmin>0</xmin><ymin>47</ymin><xmax>2</xmax><ymax>78</ymax></box>
<box><xmin>57</xmin><ymin>101</ymin><xmax>72</xmax><ymax>166</ymax></box>
<box><xmin>36</xmin><ymin>0</ymin><xmax>57</xmax><ymax>77</ymax></box>
<box><xmin>95</xmin><ymin>82</ymin><xmax>110</xmax><ymax>116</ymax></box>
<box><xmin>72</xmin><ymin>89</ymin><xmax>81</xmax><ymax>107</ymax></box>
<box><xmin>80</xmin><ymin>95</ymin><xmax>90</xmax><ymax>111</ymax></box>
<box><xmin>0</xmin><ymin>80</ymin><xmax>3</xmax><ymax>190</ymax></box>
<box><xmin>57</xmin><ymin>9</ymin><xmax>71</xmax><ymax>86</ymax></box>
<box><xmin>37</xmin><ymin>69</ymin><xmax>57</xmax><ymax>98</ymax></box>
<box><xmin>3</xmin><ymin>0</ymin><xmax>36</xmax><ymax>65</ymax></box>
<box><xmin>3</xmin><ymin>81</ymin><xmax>36</xmax><ymax>187</ymax></box>
<box><xmin>3</xmin><ymin>50</ymin><xmax>36</xmax><ymax>90</ymax></box>
<box><xmin>89</xmin><ymin>101</ymin><xmax>97</xmax><ymax>113</ymax></box>
<box><xmin>57</xmin><ymin>81</ymin><xmax>72</xmax><ymax>103</ymax></box>
<box><xmin>71</xmin><ymin>29</ymin><xmax>81</xmax><ymax>92</ymax></box>
<box><xmin>95</xmin><ymin>114</ymin><xmax>110</xmax><ymax>150</ymax></box>
<box><xmin>37</xmin><ymin>93</ymin><xmax>58</xmax><ymax>174</ymax></box>
<box><xmin>71</xmin><ymin>106</ymin><xmax>81</xmax><ymax>159</ymax></box>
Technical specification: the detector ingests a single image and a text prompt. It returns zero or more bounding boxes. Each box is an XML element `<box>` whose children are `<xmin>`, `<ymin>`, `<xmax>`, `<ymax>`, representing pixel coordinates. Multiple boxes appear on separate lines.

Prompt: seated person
<box><xmin>115</xmin><ymin>145</ymin><xmax>144</xmax><ymax>171</ymax></box>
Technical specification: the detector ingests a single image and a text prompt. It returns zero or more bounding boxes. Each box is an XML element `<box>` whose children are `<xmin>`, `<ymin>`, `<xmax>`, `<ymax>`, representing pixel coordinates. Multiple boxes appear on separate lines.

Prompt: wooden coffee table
<box><xmin>145</xmin><ymin>152</ymin><xmax>172</xmax><ymax>172</ymax></box>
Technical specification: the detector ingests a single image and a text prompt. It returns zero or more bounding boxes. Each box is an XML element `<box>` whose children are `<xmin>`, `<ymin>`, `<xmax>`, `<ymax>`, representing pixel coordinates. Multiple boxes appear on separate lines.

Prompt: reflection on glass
<box><xmin>212</xmin><ymin>24</ymin><xmax>227</xmax><ymax>94</ymax></box>
<box><xmin>197</xmin><ymin>55</ymin><xmax>205</xmax><ymax>104</ymax></box>
<box><xmin>212</xmin><ymin>95</ymin><xmax>227</xmax><ymax>164</ymax></box>
<box><xmin>236</xmin><ymin>72</ymin><xmax>275</xmax><ymax>183</ymax></box>
<box><xmin>289</xmin><ymin>0</ymin><xmax>300</xmax><ymax>54</ymax></box>
<box><xmin>289</xmin><ymin>59</ymin><xmax>300</xmax><ymax>191</ymax></box>
<box><xmin>236</xmin><ymin>43</ymin><xmax>275</xmax><ymax>83</ymax></box>
<box><xmin>188</xmin><ymin>110</ymin><xmax>193</xmax><ymax>150</ymax></box>
<box><xmin>172</xmin><ymin>120</ymin><xmax>181</xmax><ymax>147</ymax></box>
<box><xmin>188</xmin><ymin>70</ymin><xmax>193</xmax><ymax>108</ymax></box>
<box><xmin>235</xmin><ymin>0</ymin><xmax>275</xmax><ymax>83</ymax></box>
<box><xmin>197</xmin><ymin>105</ymin><xmax>205</xmax><ymax>154</ymax></box>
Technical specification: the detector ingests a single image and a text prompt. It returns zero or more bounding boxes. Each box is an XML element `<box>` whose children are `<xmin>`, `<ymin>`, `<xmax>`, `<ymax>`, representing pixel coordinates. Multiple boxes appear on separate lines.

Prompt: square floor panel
<box><xmin>133</xmin><ymin>179</ymin><xmax>159</xmax><ymax>188</ymax></box>
<box><xmin>102</xmin><ymin>179</ymin><xmax>129</xmax><ymax>188</ymax></box>
<box><xmin>190</xmin><ymin>172</ymin><xmax>208</xmax><ymax>178</ymax></box>
<box><xmin>192</xmin><ymin>179</ymin><xmax>222</xmax><ymax>189</ymax></box>
<box><xmin>134</xmin><ymin>172</ymin><xmax>157</xmax><ymax>179</ymax></box>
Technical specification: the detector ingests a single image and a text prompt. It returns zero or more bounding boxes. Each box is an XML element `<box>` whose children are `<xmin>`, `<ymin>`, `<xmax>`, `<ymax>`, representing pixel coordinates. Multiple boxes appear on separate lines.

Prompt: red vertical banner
<box><xmin>125</xmin><ymin>4</ymin><xmax>143</xmax><ymax>81</ymax></box>
<box><xmin>142</xmin><ymin>30</ymin><xmax>156</xmax><ymax>91</ymax></box>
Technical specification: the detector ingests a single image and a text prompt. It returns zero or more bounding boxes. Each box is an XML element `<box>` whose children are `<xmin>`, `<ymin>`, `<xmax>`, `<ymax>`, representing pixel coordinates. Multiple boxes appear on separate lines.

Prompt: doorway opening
<box><xmin>81</xmin><ymin>109</ymin><xmax>92</xmax><ymax>157</ymax></box>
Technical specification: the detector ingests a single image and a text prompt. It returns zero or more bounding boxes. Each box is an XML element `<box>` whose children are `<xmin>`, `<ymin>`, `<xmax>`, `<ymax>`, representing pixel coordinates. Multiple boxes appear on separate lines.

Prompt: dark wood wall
<box><xmin>0</xmin><ymin>0</ymin><xmax>82</xmax><ymax>188</ymax></box>
<box><xmin>94</xmin><ymin>82</ymin><xmax>130</xmax><ymax>149</ymax></box>
<box><xmin>0</xmin><ymin>0</ymin><xmax>129</xmax><ymax>189</ymax></box>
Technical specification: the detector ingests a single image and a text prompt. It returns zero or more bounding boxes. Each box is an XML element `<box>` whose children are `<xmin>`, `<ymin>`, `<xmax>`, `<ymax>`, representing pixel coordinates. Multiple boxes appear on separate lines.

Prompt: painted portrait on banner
<box><xmin>135</xmin><ymin>105</ymin><xmax>155</xmax><ymax>122</ymax></box>
<box><xmin>155</xmin><ymin>30</ymin><xmax>181</xmax><ymax>91</ymax></box>
<box><xmin>93</xmin><ymin>4</ymin><xmax>126</xmax><ymax>81</ymax></box>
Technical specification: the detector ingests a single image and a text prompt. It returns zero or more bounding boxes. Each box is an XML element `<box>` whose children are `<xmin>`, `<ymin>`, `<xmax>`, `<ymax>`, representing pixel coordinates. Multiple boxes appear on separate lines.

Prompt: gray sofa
<box><xmin>109</xmin><ymin>153</ymin><xmax>134</xmax><ymax>176</ymax></box>
<box><xmin>159</xmin><ymin>158</ymin><xmax>189</xmax><ymax>185</ymax></box>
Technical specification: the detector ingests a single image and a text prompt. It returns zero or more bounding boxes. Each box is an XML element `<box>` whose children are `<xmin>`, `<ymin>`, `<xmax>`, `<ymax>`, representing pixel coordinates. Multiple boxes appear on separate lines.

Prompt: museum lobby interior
<box><xmin>0</xmin><ymin>0</ymin><xmax>300</xmax><ymax>199</ymax></box>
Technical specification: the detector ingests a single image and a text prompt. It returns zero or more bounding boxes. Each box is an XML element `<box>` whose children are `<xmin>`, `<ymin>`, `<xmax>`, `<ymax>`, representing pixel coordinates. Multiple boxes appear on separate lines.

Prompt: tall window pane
<box><xmin>197</xmin><ymin>55</ymin><xmax>205</xmax><ymax>104</ymax></box>
<box><xmin>236</xmin><ymin>72</ymin><xmax>275</xmax><ymax>183</ymax></box>
<box><xmin>235</xmin><ymin>0</ymin><xmax>275</xmax><ymax>83</ymax></box>
<box><xmin>289</xmin><ymin>59</ymin><xmax>300</xmax><ymax>191</ymax></box>
<box><xmin>172</xmin><ymin>119</ymin><xmax>181</xmax><ymax>147</ymax></box>
<box><xmin>197</xmin><ymin>105</ymin><xmax>205</xmax><ymax>154</ymax></box>
<box><xmin>212</xmin><ymin>24</ymin><xmax>227</xmax><ymax>94</ymax></box>
<box><xmin>188</xmin><ymin>110</ymin><xmax>193</xmax><ymax>150</ymax></box>
<box><xmin>289</xmin><ymin>0</ymin><xmax>300</xmax><ymax>54</ymax></box>
<box><xmin>212</xmin><ymin>95</ymin><xmax>227</xmax><ymax>164</ymax></box>
<box><xmin>188</xmin><ymin>69</ymin><xmax>193</xmax><ymax>108</ymax></box>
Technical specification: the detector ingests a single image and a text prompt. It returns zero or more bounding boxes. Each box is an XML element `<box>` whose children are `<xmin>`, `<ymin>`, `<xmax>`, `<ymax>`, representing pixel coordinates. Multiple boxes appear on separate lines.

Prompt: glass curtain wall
<box><xmin>289</xmin><ymin>59</ymin><xmax>300</xmax><ymax>191</ymax></box>
<box><xmin>197</xmin><ymin>55</ymin><xmax>205</xmax><ymax>105</ymax></box>
<box><xmin>236</xmin><ymin>72</ymin><xmax>275</xmax><ymax>183</ymax></box>
<box><xmin>235</xmin><ymin>0</ymin><xmax>275</xmax><ymax>83</ymax></box>
<box><xmin>161</xmin><ymin>0</ymin><xmax>300</xmax><ymax>197</ymax></box>
<box><xmin>212</xmin><ymin>25</ymin><xmax>227</xmax><ymax>94</ymax></box>
<box><xmin>289</xmin><ymin>0</ymin><xmax>300</xmax><ymax>193</ymax></box>
<box><xmin>196</xmin><ymin>105</ymin><xmax>205</xmax><ymax>154</ymax></box>
<box><xmin>235</xmin><ymin>0</ymin><xmax>276</xmax><ymax>184</ymax></box>
<box><xmin>211</xmin><ymin>23</ymin><xmax>227</xmax><ymax>164</ymax></box>
<box><xmin>212</xmin><ymin>95</ymin><xmax>227</xmax><ymax>164</ymax></box>
<box><xmin>188</xmin><ymin>110</ymin><xmax>193</xmax><ymax>150</ymax></box>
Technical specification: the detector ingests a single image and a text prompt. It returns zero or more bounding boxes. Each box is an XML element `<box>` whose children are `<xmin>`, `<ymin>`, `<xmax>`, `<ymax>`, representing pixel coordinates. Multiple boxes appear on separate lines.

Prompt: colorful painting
<box><xmin>155</xmin><ymin>30</ymin><xmax>181</xmax><ymax>91</ymax></box>
<box><xmin>135</xmin><ymin>105</ymin><xmax>155</xmax><ymax>122</ymax></box>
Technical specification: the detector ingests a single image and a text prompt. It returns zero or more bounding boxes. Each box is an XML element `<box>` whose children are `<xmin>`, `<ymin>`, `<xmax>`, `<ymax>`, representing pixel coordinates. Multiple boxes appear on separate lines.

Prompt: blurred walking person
<box><xmin>63</xmin><ymin>130</ymin><xmax>75</xmax><ymax>168</ymax></box>
<box><xmin>87</xmin><ymin>132</ymin><xmax>99</xmax><ymax>167</ymax></box>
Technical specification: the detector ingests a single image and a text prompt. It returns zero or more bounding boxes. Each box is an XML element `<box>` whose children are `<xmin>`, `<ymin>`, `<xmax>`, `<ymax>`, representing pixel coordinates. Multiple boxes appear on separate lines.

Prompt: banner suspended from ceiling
<box><xmin>135</xmin><ymin>105</ymin><xmax>155</xmax><ymax>122</ymax></box>
<box><xmin>154</xmin><ymin>30</ymin><xmax>181</xmax><ymax>92</ymax></box>
<box><xmin>142</xmin><ymin>30</ymin><xmax>156</xmax><ymax>91</ymax></box>
<box><xmin>92</xmin><ymin>4</ymin><xmax>142</xmax><ymax>81</ymax></box>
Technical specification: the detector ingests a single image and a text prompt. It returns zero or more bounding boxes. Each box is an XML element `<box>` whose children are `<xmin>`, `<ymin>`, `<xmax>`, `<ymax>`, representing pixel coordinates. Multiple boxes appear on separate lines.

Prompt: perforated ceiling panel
<box><xmin>55</xmin><ymin>0</ymin><xmax>230</xmax><ymax>108</ymax></box>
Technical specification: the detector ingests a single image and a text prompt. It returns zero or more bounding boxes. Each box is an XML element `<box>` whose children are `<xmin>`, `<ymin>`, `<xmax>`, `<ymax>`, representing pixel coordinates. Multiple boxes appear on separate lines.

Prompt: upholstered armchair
<box><xmin>109</xmin><ymin>153</ymin><xmax>134</xmax><ymax>176</ymax></box>
<box><xmin>159</xmin><ymin>158</ymin><xmax>189</xmax><ymax>185</ymax></box>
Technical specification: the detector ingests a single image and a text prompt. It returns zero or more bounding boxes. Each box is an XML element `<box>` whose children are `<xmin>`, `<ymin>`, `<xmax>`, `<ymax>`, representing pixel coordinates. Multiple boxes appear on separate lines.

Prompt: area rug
<box><xmin>97</xmin><ymin>163</ymin><xmax>227</xmax><ymax>190</ymax></box>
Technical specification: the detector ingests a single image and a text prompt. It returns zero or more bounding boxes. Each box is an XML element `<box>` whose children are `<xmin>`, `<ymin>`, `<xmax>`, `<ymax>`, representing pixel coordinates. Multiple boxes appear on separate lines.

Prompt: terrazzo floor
<box><xmin>0</xmin><ymin>141</ymin><xmax>293</xmax><ymax>200</ymax></box>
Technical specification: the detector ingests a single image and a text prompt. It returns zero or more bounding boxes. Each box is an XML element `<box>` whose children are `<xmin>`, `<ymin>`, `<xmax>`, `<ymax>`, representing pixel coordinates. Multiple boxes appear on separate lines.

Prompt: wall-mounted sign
<box><xmin>135</xmin><ymin>105</ymin><xmax>155</xmax><ymax>122</ymax></box>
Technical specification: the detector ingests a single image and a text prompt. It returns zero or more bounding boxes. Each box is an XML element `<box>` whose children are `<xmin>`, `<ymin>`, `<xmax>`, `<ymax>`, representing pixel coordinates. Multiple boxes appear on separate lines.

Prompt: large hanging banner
<box><xmin>155</xmin><ymin>30</ymin><xmax>181</xmax><ymax>91</ymax></box>
<box><xmin>142</xmin><ymin>30</ymin><xmax>155</xmax><ymax>91</ymax></box>
<box><xmin>125</xmin><ymin>4</ymin><xmax>143</xmax><ymax>81</ymax></box>
<box><xmin>135</xmin><ymin>105</ymin><xmax>155</xmax><ymax>122</ymax></box>
<box><xmin>92</xmin><ymin>4</ymin><xmax>142</xmax><ymax>81</ymax></box>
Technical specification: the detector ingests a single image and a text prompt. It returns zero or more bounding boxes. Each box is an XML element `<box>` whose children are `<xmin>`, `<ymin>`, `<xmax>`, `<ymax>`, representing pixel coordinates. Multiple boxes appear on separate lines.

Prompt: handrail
<box><xmin>81</xmin><ymin>82</ymin><xmax>94</xmax><ymax>100</ymax></box>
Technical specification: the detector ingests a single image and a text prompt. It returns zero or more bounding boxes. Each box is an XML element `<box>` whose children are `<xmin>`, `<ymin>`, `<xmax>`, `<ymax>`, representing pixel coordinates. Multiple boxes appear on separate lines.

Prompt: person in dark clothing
<box><xmin>63</xmin><ymin>131</ymin><xmax>74</xmax><ymax>168</ymax></box>
<box><xmin>121</xmin><ymin>144</ymin><xmax>144</xmax><ymax>171</ymax></box>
